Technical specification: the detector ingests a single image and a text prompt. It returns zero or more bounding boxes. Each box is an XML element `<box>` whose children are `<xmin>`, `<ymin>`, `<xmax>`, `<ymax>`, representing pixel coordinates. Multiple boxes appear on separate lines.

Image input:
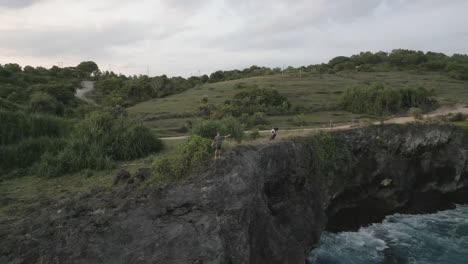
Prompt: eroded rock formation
<box><xmin>2</xmin><ymin>125</ymin><xmax>467</xmax><ymax>264</ymax></box>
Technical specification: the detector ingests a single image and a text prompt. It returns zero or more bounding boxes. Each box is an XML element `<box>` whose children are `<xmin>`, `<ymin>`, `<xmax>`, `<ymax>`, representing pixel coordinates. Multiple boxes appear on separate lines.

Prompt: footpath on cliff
<box><xmin>160</xmin><ymin>104</ymin><xmax>468</xmax><ymax>141</ymax></box>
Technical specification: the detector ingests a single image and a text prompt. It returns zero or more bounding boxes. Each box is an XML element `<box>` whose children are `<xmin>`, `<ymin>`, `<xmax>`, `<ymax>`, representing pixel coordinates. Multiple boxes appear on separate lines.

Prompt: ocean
<box><xmin>309</xmin><ymin>205</ymin><xmax>468</xmax><ymax>264</ymax></box>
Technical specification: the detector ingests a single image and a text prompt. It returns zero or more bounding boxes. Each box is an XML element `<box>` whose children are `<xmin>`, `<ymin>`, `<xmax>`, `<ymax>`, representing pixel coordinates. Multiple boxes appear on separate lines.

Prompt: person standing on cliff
<box><xmin>213</xmin><ymin>132</ymin><xmax>231</xmax><ymax>160</ymax></box>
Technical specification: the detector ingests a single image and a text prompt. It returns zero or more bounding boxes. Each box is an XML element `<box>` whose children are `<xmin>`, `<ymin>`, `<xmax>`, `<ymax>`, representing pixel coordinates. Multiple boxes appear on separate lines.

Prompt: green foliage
<box><xmin>448</xmin><ymin>112</ymin><xmax>467</xmax><ymax>122</ymax></box>
<box><xmin>292</xmin><ymin>113</ymin><xmax>307</xmax><ymax>126</ymax></box>
<box><xmin>248</xmin><ymin>129</ymin><xmax>261</xmax><ymax>140</ymax></box>
<box><xmin>340</xmin><ymin>84</ymin><xmax>436</xmax><ymax>116</ymax></box>
<box><xmin>35</xmin><ymin>111</ymin><xmax>163</xmax><ymax>177</ymax></box>
<box><xmin>191</xmin><ymin>117</ymin><xmax>245</xmax><ymax>141</ymax></box>
<box><xmin>240</xmin><ymin>112</ymin><xmax>269</xmax><ymax>128</ymax></box>
<box><xmin>93</xmin><ymin>75</ymin><xmax>197</xmax><ymax>106</ymax></box>
<box><xmin>226</xmin><ymin>87</ymin><xmax>290</xmax><ymax>116</ymax></box>
<box><xmin>0</xmin><ymin>110</ymin><xmax>69</xmax><ymax>146</ymax></box>
<box><xmin>408</xmin><ymin>107</ymin><xmax>423</xmax><ymax>120</ymax></box>
<box><xmin>0</xmin><ymin>137</ymin><xmax>66</xmax><ymax>177</ymax></box>
<box><xmin>153</xmin><ymin>135</ymin><xmax>212</xmax><ymax>180</ymax></box>
<box><xmin>0</xmin><ymin>97</ymin><xmax>21</xmax><ymax>111</ymax></box>
<box><xmin>300</xmin><ymin>132</ymin><xmax>351</xmax><ymax>174</ymax></box>
<box><xmin>76</xmin><ymin>61</ymin><xmax>99</xmax><ymax>76</ymax></box>
<box><xmin>29</xmin><ymin>91</ymin><xmax>63</xmax><ymax>115</ymax></box>
<box><xmin>323</xmin><ymin>50</ymin><xmax>468</xmax><ymax>81</ymax></box>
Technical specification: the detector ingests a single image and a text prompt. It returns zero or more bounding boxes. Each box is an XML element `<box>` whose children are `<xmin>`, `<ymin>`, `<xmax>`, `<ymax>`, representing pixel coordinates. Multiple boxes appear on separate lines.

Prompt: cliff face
<box><xmin>2</xmin><ymin>125</ymin><xmax>468</xmax><ymax>264</ymax></box>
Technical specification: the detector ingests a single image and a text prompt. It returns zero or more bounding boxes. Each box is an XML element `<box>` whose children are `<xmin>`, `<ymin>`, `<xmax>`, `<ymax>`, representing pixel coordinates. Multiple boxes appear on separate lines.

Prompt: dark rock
<box><xmin>2</xmin><ymin>124</ymin><xmax>468</xmax><ymax>264</ymax></box>
<box><xmin>136</xmin><ymin>168</ymin><xmax>152</xmax><ymax>182</ymax></box>
<box><xmin>113</xmin><ymin>169</ymin><xmax>131</xmax><ymax>186</ymax></box>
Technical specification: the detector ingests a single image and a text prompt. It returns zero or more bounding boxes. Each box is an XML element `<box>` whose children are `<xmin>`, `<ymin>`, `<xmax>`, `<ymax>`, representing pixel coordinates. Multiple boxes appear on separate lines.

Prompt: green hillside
<box><xmin>129</xmin><ymin>70</ymin><xmax>468</xmax><ymax>136</ymax></box>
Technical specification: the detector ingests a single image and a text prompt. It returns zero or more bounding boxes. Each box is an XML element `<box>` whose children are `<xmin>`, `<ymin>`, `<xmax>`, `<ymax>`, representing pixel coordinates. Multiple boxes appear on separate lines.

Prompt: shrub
<box><xmin>226</xmin><ymin>87</ymin><xmax>291</xmax><ymax>116</ymax></box>
<box><xmin>240</xmin><ymin>112</ymin><xmax>269</xmax><ymax>128</ymax></box>
<box><xmin>29</xmin><ymin>91</ymin><xmax>64</xmax><ymax>115</ymax></box>
<box><xmin>408</xmin><ymin>107</ymin><xmax>423</xmax><ymax>120</ymax></box>
<box><xmin>0</xmin><ymin>137</ymin><xmax>66</xmax><ymax>177</ymax></box>
<box><xmin>249</xmin><ymin>129</ymin><xmax>261</xmax><ymax>140</ymax></box>
<box><xmin>35</xmin><ymin>111</ymin><xmax>163</xmax><ymax>177</ymax></box>
<box><xmin>292</xmin><ymin>113</ymin><xmax>307</xmax><ymax>126</ymax></box>
<box><xmin>35</xmin><ymin>144</ymin><xmax>115</xmax><ymax>177</ymax></box>
<box><xmin>191</xmin><ymin>117</ymin><xmax>245</xmax><ymax>142</ymax></box>
<box><xmin>340</xmin><ymin>84</ymin><xmax>436</xmax><ymax>116</ymax></box>
<box><xmin>153</xmin><ymin>135</ymin><xmax>212</xmax><ymax>180</ymax></box>
<box><xmin>298</xmin><ymin>132</ymin><xmax>351</xmax><ymax>174</ymax></box>
<box><xmin>0</xmin><ymin>110</ymin><xmax>69</xmax><ymax>146</ymax></box>
<box><xmin>448</xmin><ymin>112</ymin><xmax>467</xmax><ymax>122</ymax></box>
<box><xmin>0</xmin><ymin>97</ymin><xmax>21</xmax><ymax>111</ymax></box>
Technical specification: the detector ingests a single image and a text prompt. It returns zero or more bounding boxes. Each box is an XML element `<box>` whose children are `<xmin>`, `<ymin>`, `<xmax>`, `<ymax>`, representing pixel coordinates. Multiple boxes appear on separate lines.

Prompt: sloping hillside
<box><xmin>128</xmin><ymin>71</ymin><xmax>468</xmax><ymax>136</ymax></box>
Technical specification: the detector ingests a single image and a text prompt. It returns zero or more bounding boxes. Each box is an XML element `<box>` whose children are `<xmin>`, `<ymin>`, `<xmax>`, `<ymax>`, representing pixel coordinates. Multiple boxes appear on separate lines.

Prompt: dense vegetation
<box><xmin>314</xmin><ymin>50</ymin><xmax>468</xmax><ymax>80</ymax></box>
<box><xmin>0</xmin><ymin>62</ymin><xmax>99</xmax><ymax>116</ymax></box>
<box><xmin>35</xmin><ymin>111</ymin><xmax>162</xmax><ymax>177</ymax></box>
<box><xmin>0</xmin><ymin>62</ymin><xmax>166</xmax><ymax>179</ymax></box>
<box><xmin>340</xmin><ymin>84</ymin><xmax>437</xmax><ymax>116</ymax></box>
<box><xmin>298</xmin><ymin>132</ymin><xmax>351</xmax><ymax>175</ymax></box>
<box><xmin>153</xmin><ymin>135</ymin><xmax>212</xmax><ymax>181</ymax></box>
<box><xmin>190</xmin><ymin>116</ymin><xmax>245</xmax><ymax>142</ymax></box>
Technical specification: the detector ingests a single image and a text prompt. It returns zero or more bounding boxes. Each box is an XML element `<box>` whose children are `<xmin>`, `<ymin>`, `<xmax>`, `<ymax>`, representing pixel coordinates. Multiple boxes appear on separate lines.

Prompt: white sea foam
<box><xmin>309</xmin><ymin>205</ymin><xmax>468</xmax><ymax>264</ymax></box>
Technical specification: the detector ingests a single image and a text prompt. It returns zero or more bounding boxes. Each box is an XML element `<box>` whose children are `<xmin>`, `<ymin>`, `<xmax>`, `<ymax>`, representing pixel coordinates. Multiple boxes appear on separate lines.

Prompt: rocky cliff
<box><xmin>2</xmin><ymin>124</ymin><xmax>468</xmax><ymax>264</ymax></box>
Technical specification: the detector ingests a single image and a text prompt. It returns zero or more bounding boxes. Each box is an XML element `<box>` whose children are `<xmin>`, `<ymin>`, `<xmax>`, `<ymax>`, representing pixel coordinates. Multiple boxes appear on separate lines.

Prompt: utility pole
<box><xmin>147</xmin><ymin>65</ymin><xmax>150</xmax><ymax>76</ymax></box>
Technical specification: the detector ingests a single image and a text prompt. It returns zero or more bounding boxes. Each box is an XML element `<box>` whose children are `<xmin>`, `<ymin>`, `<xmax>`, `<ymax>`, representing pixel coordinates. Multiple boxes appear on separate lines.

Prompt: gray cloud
<box><xmin>0</xmin><ymin>21</ymin><xmax>183</xmax><ymax>59</ymax></box>
<box><xmin>0</xmin><ymin>0</ymin><xmax>43</xmax><ymax>9</ymax></box>
<box><xmin>0</xmin><ymin>0</ymin><xmax>467</xmax><ymax>76</ymax></box>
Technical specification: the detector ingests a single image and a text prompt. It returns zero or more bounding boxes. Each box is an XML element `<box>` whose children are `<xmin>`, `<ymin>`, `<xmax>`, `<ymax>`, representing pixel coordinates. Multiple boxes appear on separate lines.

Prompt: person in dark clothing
<box><xmin>213</xmin><ymin>132</ymin><xmax>231</xmax><ymax>159</ymax></box>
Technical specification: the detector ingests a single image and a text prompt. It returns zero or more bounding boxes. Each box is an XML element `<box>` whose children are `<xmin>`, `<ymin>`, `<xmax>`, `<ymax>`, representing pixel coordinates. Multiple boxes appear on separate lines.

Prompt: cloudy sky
<box><xmin>1</xmin><ymin>0</ymin><xmax>467</xmax><ymax>76</ymax></box>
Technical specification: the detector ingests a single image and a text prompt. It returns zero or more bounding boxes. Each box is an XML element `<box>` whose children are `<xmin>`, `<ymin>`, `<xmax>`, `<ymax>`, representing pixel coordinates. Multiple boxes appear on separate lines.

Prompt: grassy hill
<box><xmin>128</xmin><ymin>70</ymin><xmax>468</xmax><ymax>136</ymax></box>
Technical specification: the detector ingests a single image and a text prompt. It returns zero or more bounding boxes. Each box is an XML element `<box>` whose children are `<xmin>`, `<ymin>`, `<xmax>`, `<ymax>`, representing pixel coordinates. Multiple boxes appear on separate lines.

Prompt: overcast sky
<box><xmin>1</xmin><ymin>0</ymin><xmax>467</xmax><ymax>76</ymax></box>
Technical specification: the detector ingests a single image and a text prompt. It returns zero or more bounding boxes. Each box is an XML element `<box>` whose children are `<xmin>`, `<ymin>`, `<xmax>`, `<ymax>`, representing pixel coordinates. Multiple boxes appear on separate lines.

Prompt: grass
<box><xmin>0</xmin><ymin>138</ymin><xmax>183</xmax><ymax>222</ymax></box>
<box><xmin>3</xmin><ymin>70</ymin><xmax>468</xmax><ymax>222</ymax></box>
<box><xmin>128</xmin><ymin>71</ymin><xmax>468</xmax><ymax>136</ymax></box>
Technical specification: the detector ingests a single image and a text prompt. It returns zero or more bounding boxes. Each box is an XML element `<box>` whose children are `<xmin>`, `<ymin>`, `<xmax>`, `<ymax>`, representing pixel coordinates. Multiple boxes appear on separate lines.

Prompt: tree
<box><xmin>3</xmin><ymin>63</ymin><xmax>22</xmax><ymax>73</ymax></box>
<box><xmin>76</xmin><ymin>61</ymin><xmax>99</xmax><ymax>76</ymax></box>
<box><xmin>29</xmin><ymin>91</ymin><xmax>63</xmax><ymax>115</ymax></box>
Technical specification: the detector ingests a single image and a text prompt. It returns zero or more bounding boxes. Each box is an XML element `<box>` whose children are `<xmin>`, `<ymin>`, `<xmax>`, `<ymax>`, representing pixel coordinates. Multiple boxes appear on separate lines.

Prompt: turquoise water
<box><xmin>309</xmin><ymin>205</ymin><xmax>468</xmax><ymax>264</ymax></box>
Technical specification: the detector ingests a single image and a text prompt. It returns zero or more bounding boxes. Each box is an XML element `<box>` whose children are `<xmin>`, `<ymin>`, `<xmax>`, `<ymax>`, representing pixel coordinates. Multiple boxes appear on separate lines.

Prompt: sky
<box><xmin>1</xmin><ymin>0</ymin><xmax>467</xmax><ymax>77</ymax></box>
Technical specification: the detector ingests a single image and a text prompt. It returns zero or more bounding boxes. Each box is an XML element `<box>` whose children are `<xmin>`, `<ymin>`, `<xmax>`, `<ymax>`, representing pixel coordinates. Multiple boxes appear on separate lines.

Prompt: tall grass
<box><xmin>0</xmin><ymin>110</ymin><xmax>69</xmax><ymax>145</ymax></box>
<box><xmin>0</xmin><ymin>137</ymin><xmax>65</xmax><ymax>177</ymax></box>
<box><xmin>35</xmin><ymin>111</ymin><xmax>163</xmax><ymax>177</ymax></box>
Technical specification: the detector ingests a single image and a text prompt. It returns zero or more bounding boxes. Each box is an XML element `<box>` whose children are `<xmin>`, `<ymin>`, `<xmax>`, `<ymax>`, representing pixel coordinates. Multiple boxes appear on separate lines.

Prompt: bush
<box><xmin>249</xmin><ymin>129</ymin><xmax>261</xmax><ymax>140</ymax></box>
<box><xmin>191</xmin><ymin>116</ymin><xmax>245</xmax><ymax>142</ymax></box>
<box><xmin>340</xmin><ymin>84</ymin><xmax>437</xmax><ymax>116</ymax></box>
<box><xmin>0</xmin><ymin>137</ymin><xmax>65</xmax><ymax>177</ymax></box>
<box><xmin>298</xmin><ymin>132</ymin><xmax>351</xmax><ymax>174</ymax></box>
<box><xmin>448</xmin><ymin>112</ymin><xmax>467</xmax><ymax>122</ymax></box>
<box><xmin>240</xmin><ymin>112</ymin><xmax>269</xmax><ymax>128</ymax></box>
<box><xmin>29</xmin><ymin>91</ymin><xmax>64</xmax><ymax>115</ymax></box>
<box><xmin>408</xmin><ymin>107</ymin><xmax>424</xmax><ymax>120</ymax></box>
<box><xmin>226</xmin><ymin>87</ymin><xmax>291</xmax><ymax>116</ymax></box>
<box><xmin>0</xmin><ymin>110</ymin><xmax>69</xmax><ymax>146</ymax></box>
<box><xmin>35</xmin><ymin>111</ymin><xmax>163</xmax><ymax>177</ymax></box>
<box><xmin>0</xmin><ymin>97</ymin><xmax>21</xmax><ymax>111</ymax></box>
<box><xmin>292</xmin><ymin>113</ymin><xmax>307</xmax><ymax>126</ymax></box>
<box><xmin>154</xmin><ymin>135</ymin><xmax>212</xmax><ymax>180</ymax></box>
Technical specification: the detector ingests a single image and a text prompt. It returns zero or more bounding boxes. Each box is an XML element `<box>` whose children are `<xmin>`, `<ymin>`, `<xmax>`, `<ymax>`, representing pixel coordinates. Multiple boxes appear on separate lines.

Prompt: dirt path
<box><xmin>75</xmin><ymin>81</ymin><xmax>96</xmax><ymax>104</ymax></box>
<box><xmin>160</xmin><ymin>105</ymin><xmax>468</xmax><ymax>141</ymax></box>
